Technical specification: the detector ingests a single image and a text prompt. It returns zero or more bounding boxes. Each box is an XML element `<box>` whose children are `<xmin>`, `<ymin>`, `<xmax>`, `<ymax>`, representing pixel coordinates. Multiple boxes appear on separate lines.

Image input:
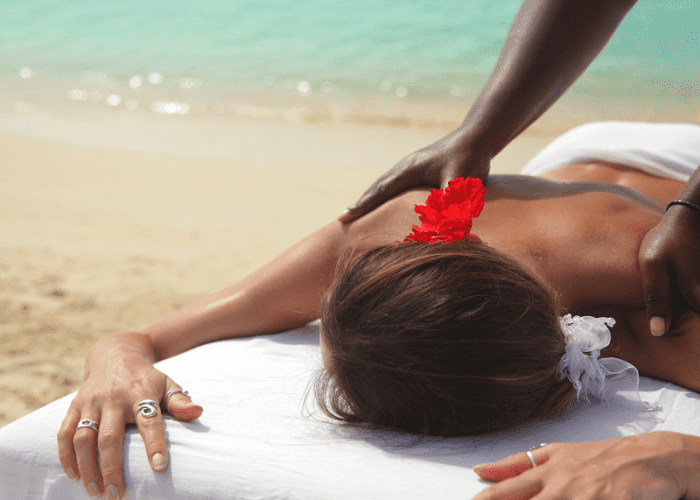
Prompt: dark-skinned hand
<box><xmin>639</xmin><ymin>204</ymin><xmax>700</xmax><ymax>336</ymax></box>
<box><xmin>338</xmin><ymin>128</ymin><xmax>490</xmax><ymax>223</ymax></box>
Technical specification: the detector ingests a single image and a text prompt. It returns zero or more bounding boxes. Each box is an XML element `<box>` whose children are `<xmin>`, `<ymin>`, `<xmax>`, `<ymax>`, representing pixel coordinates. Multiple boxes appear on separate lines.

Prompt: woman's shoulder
<box><xmin>337</xmin><ymin>187</ymin><xmax>431</xmax><ymax>253</ymax></box>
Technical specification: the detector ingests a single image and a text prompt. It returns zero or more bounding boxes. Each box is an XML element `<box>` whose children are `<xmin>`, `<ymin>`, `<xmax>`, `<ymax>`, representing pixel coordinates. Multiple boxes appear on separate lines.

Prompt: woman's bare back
<box><xmin>348</xmin><ymin>161</ymin><xmax>700</xmax><ymax>391</ymax></box>
<box><xmin>536</xmin><ymin>162</ymin><xmax>700</xmax><ymax>392</ymax></box>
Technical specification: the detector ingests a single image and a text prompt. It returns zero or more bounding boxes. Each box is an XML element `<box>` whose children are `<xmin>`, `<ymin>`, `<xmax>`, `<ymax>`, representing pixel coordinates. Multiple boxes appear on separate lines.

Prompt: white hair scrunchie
<box><xmin>557</xmin><ymin>314</ymin><xmax>642</xmax><ymax>402</ymax></box>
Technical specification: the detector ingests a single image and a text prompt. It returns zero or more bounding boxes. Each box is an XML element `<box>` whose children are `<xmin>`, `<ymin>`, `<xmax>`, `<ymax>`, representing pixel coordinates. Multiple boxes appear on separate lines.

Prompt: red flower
<box><xmin>402</xmin><ymin>177</ymin><xmax>486</xmax><ymax>244</ymax></box>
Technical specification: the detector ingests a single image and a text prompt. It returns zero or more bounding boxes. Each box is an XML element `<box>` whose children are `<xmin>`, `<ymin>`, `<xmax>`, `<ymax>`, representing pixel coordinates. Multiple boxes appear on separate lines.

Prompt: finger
<box><xmin>472</xmin><ymin>476</ymin><xmax>544</xmax><ymax>500</ymax></box>
<box><xmin>340</xmin><ymin>156</ymin><xmax>437</xmax><ymax>224</ymax></box>
<box><xmin>474</xmin><ymin>449</ymin><xmax>550</xmax><ymax>482</ymax></box>
<box><xmin>165</xmin><ymin>379</ymin><xmax>203</xmax><ymax>421</ymax></box>
<box><xmin>57</xmin><ymin>406</ymin><xmax>82</xmax><ymax>482</ymax></box>
<box><xmin>133</xmin><ymin>399</ymin><xmax>169</xmax><ymax>473</ymax></box>
<box><xmin>339</xmin><ymin>177</ymin><xmax>410</xmax><ymax>223</ymax></box>
<box><xmin>639</xmin><ymin>252</ymin><xmax>673</xmax><ymax>336</ymax></box>
<box><xmin>97</xmin><ymin>409</ymin><xmax>126</xmax><ymax>500</ymax></box>
<box><xmin>73</xmin><ymin>413</ymin><xmax>104</xmax><ymax>498</ymax></box>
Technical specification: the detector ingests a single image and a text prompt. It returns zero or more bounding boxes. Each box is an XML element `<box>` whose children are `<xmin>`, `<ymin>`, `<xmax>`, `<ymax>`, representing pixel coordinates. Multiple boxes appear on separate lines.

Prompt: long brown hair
<box><xmin>315</xmin><ymin>241</ymin><xmax>575</xmax><ymax>436</ymax></box>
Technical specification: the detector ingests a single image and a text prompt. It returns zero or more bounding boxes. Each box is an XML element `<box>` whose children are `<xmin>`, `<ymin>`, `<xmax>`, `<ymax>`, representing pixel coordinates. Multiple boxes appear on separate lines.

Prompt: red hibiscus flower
<box><xmin>402</xmin><ymin>177</ymin><xmax>486</xmax><ymax>244</ymax></box>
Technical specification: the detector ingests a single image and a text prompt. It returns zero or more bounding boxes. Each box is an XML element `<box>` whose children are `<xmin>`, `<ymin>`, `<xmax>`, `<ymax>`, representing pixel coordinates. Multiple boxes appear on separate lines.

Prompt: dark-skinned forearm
<box><xmin>459</xmin><ymin>0</ymin><xmax>638</xmax><ymax>163</ymax></box>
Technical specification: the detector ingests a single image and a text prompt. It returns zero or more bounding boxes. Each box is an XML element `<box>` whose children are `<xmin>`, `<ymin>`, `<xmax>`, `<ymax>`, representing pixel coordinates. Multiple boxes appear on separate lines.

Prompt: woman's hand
<box><xmin>472</xmin><ymin>431</ymin><xmax>700</xmax><ymax>500</ymax></box>
<box><xmin>338</xmin><ymin>127</ymin><xmax>491</xmax><ymax>223</ymax></box>
<box><xmin>56</xmin><ymin>332</ymin><xmax>203</xmax><ymax>500</ymax></box>
<box><xmin>639</xmin><ymin>205</ymin><xmax>700</xmax><ymax>336</ymax></box>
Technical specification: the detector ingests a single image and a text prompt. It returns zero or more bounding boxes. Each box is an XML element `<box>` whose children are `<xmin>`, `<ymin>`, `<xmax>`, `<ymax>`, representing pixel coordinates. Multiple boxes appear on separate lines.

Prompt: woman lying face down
<box><xmin>59</xmin><ymin>154</ymin><xmax>699</xmax><ymax>500</ymax></box>
<box><xmin>314</xmin><ymin>168</ymin><xmax>697</xmax><ymax>437</ymax></box>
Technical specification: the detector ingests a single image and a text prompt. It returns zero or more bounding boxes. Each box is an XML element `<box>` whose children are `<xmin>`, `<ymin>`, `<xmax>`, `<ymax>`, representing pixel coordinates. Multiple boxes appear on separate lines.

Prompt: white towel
<box><xmin>521</xmin><ymin>121</ymin><xmax>700</xmax><ymax>181</ymax></box>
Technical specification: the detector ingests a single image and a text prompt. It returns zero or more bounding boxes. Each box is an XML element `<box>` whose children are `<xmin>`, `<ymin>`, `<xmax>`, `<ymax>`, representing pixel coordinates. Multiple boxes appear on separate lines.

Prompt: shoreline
<box><xmin>4</xmin><ymin>75</ymin><xmax>698</xmax><ymax>141</ymax></box>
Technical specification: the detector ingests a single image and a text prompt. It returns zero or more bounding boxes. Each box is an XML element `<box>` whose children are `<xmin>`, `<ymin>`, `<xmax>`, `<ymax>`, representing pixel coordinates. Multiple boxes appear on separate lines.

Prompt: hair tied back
<box><xmin>558</xmin><ymin>314</ymin><xmax>643</xmax><ymax>403</ymax></box>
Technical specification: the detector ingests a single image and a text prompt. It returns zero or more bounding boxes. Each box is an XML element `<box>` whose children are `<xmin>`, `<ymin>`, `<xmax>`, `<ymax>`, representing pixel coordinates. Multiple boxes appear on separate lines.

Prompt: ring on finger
<box><xmin>75</xmin><ymin>419</ymin><xmax>100</xmax><ymax>434</ymax></box>
<box><xmin>165</xmin><ymin>389</ymin><xmax>190</xmax><ymax>406</ymax></box>
<box><xmin>526</xmin><ymin>443</ymin><xmax>547</xmax><ymax>468</ymax></box>
<box><xmin>136</xmin><ymin>400</ymin><xmax>160</xmax><ymax>418</ymax></box>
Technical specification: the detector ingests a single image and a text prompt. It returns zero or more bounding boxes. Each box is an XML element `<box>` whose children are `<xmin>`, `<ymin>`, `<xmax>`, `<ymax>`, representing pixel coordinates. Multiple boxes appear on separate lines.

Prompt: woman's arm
<box><xmin>142</xmin><ymin>221</ymin><xmax>345</xmax><ymax>361</ymax></box>
<box><xmin>144</xmin><ymin>192</ymin><xmax>415</xmax><ymax>360</ymax></box>
<box><xmin>58</xmin><ymin>192</ymin><xmax>415</xmax><ymax>500</ymax></box>
<box><xmin>58</xmin><ymin>222</ymin><xmax>347</xmax><ymax>500</ymax></box>
<box><xmin>140</xmin><ymin>184</ymin><xmax>422</xmax><ymax>360</ymax></box>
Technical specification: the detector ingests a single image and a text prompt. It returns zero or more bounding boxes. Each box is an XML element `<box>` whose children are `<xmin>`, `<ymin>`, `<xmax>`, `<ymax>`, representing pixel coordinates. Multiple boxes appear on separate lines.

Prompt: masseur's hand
<box><xmin>472</xmin><ymin>431</ymin><xmax>700</xmax><ymax>500</ymax></box>
<box><xmin>639</xmin><ymin>204</ymin><xmax>700</xmax><ymax>336</ymax></box>
<box><xmin>57</xmin><ymin>331</ymin><xmax>203</xmax><ymax>500</ymax></box>
<box><xmin>338</xmin><ymin>127</ymin><xmax>490</xmax><ymax>223</ymax></box>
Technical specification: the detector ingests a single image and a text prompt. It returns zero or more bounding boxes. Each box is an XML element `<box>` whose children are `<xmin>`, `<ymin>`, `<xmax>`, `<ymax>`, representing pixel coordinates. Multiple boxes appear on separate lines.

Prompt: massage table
<box><xmin>1</xmin><ymin>321</ymin><xmax>698</xmax><ymax>499</ymax></box>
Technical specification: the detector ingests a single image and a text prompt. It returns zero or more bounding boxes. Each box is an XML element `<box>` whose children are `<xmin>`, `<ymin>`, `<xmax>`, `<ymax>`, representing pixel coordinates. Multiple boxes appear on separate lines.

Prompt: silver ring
<box><xmin>165</xmin><ymin>389</ymin><xmax>190</xmax><ymax>406</ymax></box>
<box><xmin>526</xmin><ymin>443</ymin><xmax>547</xmax><ymax>468</ymax></box>
<box><xmin>76</xmin><ymin>419</ymin><xmax>99</xmax><ymax>434</ymax></box>
<box><xmin>136</xmin><ymin>399</ymin><xmax>160</xmax><ymax>418</ymax></box>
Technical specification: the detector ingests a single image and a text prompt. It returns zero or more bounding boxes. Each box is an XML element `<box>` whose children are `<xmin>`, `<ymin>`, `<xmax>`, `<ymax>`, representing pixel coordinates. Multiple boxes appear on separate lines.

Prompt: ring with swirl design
<box><xmin>136</xmin><ymin>400</ymin><xmax>160</xmax><ymax>418</ymax></box>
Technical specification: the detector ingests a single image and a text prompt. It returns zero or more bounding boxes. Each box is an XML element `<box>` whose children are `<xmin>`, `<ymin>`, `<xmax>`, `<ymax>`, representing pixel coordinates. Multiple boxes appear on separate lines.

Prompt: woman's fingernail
<box><xmin>180</xmin><ymin>404</ymin><xmax>203</xmax><ymax>418</ymax></box>
<box><xmin>66</xmin><ymin>467</ymin><xmax>78</xmax><ymax>481</ymax></box>
<box><xmin>107</xmin><ymin>484</ymin><xmax>120</xmax><ymax>500</ymax></box>
<box><xmin>650</xmin><ymin>316</ymin><xmax>665</xmax><ymax>336</ymax></box>
<box><xmin>87</xmin><ymin>481</ymin><xmax>100</xmax><ymax>497</ymax></box>
<box><xmin>152</xmin><ymin>452</ymin><xmax>167</xmax><ymax>471</ymax></box>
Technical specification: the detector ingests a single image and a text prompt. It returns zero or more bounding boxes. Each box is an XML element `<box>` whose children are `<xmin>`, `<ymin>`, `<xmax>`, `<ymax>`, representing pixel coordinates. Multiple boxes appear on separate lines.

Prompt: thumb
<box><xmin>165</xmin><ymin>384</ymin><xmax>203</xmax><ymax>421</ymax></box>
<box><xmin>640</xmin><ymin>255</ymin><xmax>673</xmax><ymax>337</ymax></box>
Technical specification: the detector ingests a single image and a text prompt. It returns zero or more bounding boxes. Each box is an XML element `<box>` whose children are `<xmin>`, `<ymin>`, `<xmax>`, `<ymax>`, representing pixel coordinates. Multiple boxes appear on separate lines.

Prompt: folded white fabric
<box><xmin>0</xmin><ymin>322</ymin><xmax>695</xmax><ymax>500</ymax></box>
<box><xmin>521</xmin><ymin>121</ymin><xmax>700</xmax><ymax>181</ymax></box>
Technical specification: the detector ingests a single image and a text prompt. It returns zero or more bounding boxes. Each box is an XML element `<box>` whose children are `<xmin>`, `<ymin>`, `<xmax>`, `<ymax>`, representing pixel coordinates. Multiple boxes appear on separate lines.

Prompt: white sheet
<box><xmin>1</xmin><ymin>321</ymin><xmax>699</xmax><ymax>500</ymax></box>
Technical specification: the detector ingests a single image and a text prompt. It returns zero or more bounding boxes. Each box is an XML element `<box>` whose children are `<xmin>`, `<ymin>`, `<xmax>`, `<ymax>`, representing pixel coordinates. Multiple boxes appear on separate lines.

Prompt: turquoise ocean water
<box><xmin>1</xmin><ymin>0</ymin><xmax>698</xmax><ymax>127</ymax></box>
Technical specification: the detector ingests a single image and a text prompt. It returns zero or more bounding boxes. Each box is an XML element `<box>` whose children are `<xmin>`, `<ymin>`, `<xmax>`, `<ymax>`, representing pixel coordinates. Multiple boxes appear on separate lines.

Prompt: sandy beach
<box><xmin>2</xmin><ymin>101</ymin><xmax>696</xmax><ymax>428</ymax></box>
